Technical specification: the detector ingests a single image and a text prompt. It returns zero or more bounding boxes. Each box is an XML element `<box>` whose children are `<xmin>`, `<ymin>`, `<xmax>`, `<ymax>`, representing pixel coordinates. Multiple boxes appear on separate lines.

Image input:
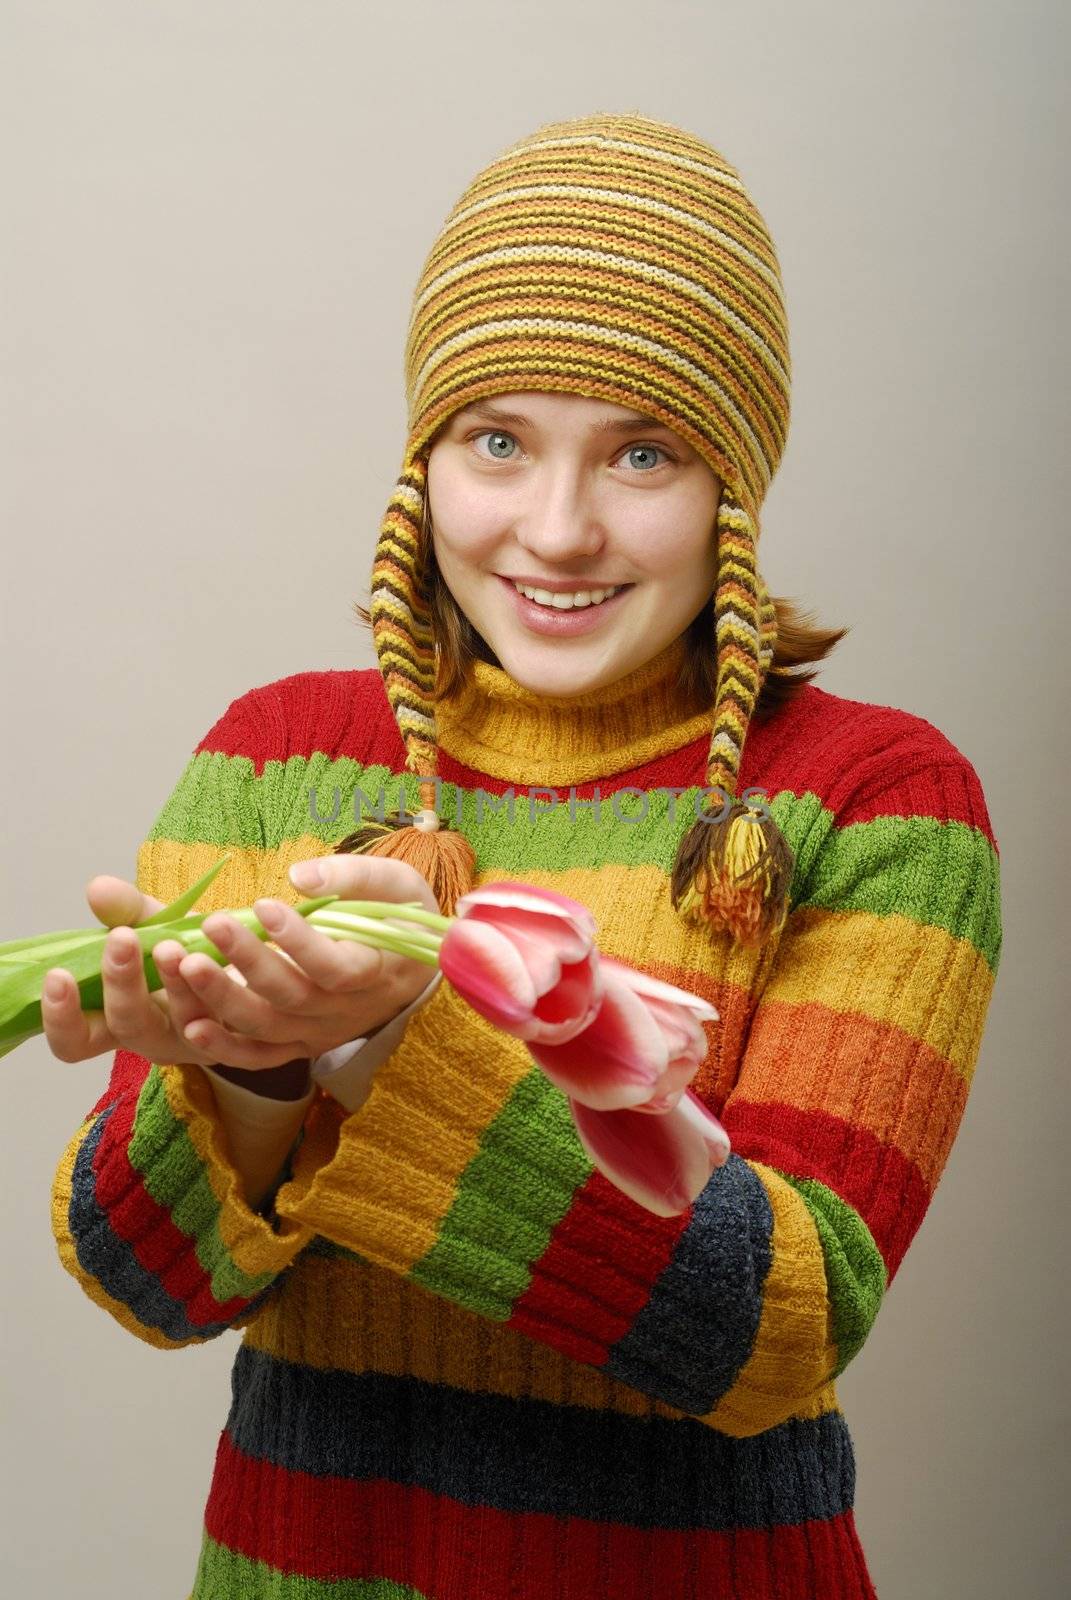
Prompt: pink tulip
<box><xmin>438</xmin><ymin>882</ymin><xmax>603</xmax><ymax>1045</ymax></box>
<box><xmin>569</xmin><ymin>1088</ymin><xmax>732</xmax><ymax>1217</ymax></box>
<box><xmin>526</xmin><ymin>955</ymin><xmax>719</xmax><ymax>1111</ymax></box>
<box><xmin>437</xmin><ymin>886</ymin><xmax>730</xmax><ymax>1217</ymax></box>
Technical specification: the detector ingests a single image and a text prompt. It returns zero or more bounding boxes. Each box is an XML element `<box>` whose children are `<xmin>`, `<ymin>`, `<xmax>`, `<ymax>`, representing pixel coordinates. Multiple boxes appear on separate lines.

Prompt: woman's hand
<box><xmin>40</xmin><ymin>856</ymin><xmax>441</xmax><ymax>1071</ymax></box>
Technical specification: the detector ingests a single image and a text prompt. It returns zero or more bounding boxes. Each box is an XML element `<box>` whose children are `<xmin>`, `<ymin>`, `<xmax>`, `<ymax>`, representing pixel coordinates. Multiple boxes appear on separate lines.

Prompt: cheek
<box><xmin>615</xmin><ymin>492</ymin><xmax>718</xmax><ymax>584</ymax></box>
<box><xmin>426</xmin><ymin>454</ymin><xmax>504</xmax><ymax>561</ymax></box>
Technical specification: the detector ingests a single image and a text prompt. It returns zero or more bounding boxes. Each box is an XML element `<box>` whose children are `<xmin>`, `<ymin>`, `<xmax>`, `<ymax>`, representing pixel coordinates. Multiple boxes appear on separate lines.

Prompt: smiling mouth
<box><xmin>504</xmin><ymin>578</ymin><xmax>634</xmax><ymax>611</ymax></box>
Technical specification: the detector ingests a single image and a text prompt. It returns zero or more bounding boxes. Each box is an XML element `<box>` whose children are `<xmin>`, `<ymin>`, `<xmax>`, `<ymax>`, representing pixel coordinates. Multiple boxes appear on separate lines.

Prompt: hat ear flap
<box><xmin>338</xmin><ymin>444</ymin><xmax>476</xmax><ymax>916</ymax></box>
<box><xmin>669</xmin><ymin>489</ymin><xmax>794</xmax><ymax>948</ymax></box>
<box><xmin>369</xmin><ymin>446</ymin><xmax>438</xmax><ymax>778</ymax></box>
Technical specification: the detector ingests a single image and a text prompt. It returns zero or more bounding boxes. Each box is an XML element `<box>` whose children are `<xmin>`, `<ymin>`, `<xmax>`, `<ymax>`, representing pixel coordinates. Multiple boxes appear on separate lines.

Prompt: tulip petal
<box><xmin>631</xmin><ymin>1088</ymin><xmax>685</xmax><ymax>1114</ymax></box>
<box><xmin>569</xmin><ymin>1089</ymin><xmax>732</xmax><ymax>1217</ymax></box>
<box><xmin>478</xmin><ymin>919</ymin><xmax>566</xmax><ymax>997</ymax></box>
<box><xmin>438</xmin><ymin>918</ymin><xmax>538</xmax><ymax>1028</ymax></box>
<box><xmin>522</xmin><ymin>950</ymin><xmax>604</xmax><ymax>1044</ymax></box>
<box><xmin>598</xmin><ymin>954</ymin><xmax>719</xmax><ymax>1023</ymax></box>
<box><xmin>641</xmin><ymin>995</ymin><xmax>711</xmax><ymax>1059</ymax></box>
<box><xmin>465</xmin><ymin>903</ymin><xmax>593</xmax><ymax>965</ymax></box>
<box><xmin>528</xmin><ymin>966</ymin><xmax>669</xmax><ymax>1108</ymax></box>
<box><xmin>456</xmin><ymin>883</ymin><xmax>596</xmax><ymax>942</ymax></box>
<box><xmin>440</xmin><ymin>917</ymin><xmax>602</xmax><ymax>1046</ymax></box>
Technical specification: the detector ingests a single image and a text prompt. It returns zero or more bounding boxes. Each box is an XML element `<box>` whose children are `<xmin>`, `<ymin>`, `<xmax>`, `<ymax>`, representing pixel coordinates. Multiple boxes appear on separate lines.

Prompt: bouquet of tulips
<box><xmin>1</xmin><ymin>854</ymin><xmax>731</xmax><ymax>1215</ymax></box>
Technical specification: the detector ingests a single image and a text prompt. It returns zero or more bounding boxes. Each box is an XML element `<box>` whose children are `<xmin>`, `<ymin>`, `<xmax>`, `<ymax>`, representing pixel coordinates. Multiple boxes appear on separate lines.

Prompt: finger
<box><xmin>150</xmin><ymin>941</ymin><xmax>290</xmax><ymax>1067</ymax></box>
<box><xmin>176</xmin><ymin>941</ymin><xmax>287</xmax><ymax>1039</ymax></box>
<box><xmin>198</xmin><ymin>910</ymin><xmax>319</xmax><ymax>1010</ymax></box>
<box><xmin>288</xmin><ymin>853</ymin><xmax>440</xmax><ymax>913</ymax></box>
<box><xmin>151</xmin><ymin>938</ymin><xmax>220</xmax><ymax>1037</ymax></box>
<box><xmin>175</xmin><ymin>1014</ymin><xmax>313</xmax><ymax>1069</ymax></box>
<box><xmin>248</xmin><ymin>899</ymin><xmax>388</xmax><ymax>998</ymax></box>
<box><xmin>100</xmin><ymin>927</ymin><xmax>175</xmax><ymax>1050</ymax></box>
<box><xmin>86</xmin><ymin>874</ymin><xmax>165</xmax><ymax>930</ymax></box>
<box><xmin>40</xmin><ymin>968</ymin><xmax>118</xmax><ymax>1062</ymax></box>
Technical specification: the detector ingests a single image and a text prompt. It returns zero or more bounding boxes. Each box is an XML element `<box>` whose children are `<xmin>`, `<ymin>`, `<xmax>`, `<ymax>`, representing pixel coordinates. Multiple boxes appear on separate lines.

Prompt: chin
<box><xmin>504</xmin><ymin>639</ymin><xmax>626</xmax><ymax>694</ymax></box>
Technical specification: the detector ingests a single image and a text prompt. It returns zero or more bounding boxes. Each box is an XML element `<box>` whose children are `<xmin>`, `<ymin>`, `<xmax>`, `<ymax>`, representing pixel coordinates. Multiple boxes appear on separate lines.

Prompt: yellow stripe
<box><xmin>443</xmin><ymin>184</ymin><xmax>784</xmax><ymax>294</ymax></box>
<box><xmin>50</xmin><ymin>1118</ymin><xmax>198</xmax><ymax>1350</ymax></box>
<box><xmin>156</xmin><ymin>1061</ymin><xmax>314</xmax><ymax>1276</ymax></box>
<box><xmin>278</xmin><ymin>981</ymin><xmax>529</xmax><ymax>1276</ymax></box>
<box><xmin>699</xmin><ymin>1162</ymin><xmax>838</xmax><ymax>1437</ymax></box>
<box><xmin>761</xmin><ymin>905</ymin><xmax>996</xmax><ymax>1081</ymax></box>
<box><xmin>244</xmin><ymin>1248</ymin><xmax>844</xmax><ymax>1429</ymax></box>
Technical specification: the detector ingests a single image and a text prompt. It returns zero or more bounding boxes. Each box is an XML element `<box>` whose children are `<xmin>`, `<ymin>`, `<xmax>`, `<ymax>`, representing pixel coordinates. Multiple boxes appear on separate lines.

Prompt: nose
<box><xmin>512</xmin><ymin>461</ymin><xmax>607</xmax><ymax>564</ymax></box>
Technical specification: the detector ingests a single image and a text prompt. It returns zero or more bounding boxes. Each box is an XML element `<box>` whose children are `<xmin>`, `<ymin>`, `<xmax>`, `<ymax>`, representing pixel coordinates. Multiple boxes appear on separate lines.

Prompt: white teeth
<box><xmin>512</xmin><ymin>581</ymin><xmax>623</xmax><ymax>609</ymax></box>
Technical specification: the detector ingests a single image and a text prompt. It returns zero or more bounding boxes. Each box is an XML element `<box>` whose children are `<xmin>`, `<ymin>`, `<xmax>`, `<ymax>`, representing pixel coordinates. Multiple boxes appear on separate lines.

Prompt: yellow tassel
<box><xmin>332</xmin><ymin>780</ymin><xmax>476</xmax><ymax>916</ymax></box>
<box><xmin>670</xmin><ymin>799</ymin><xmax>794</xmax><ymax>949</ymax></box>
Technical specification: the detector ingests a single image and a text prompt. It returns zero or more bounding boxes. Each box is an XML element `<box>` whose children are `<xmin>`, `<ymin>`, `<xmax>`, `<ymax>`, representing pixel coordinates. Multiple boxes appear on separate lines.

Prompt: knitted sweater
<box><xmin>51</xmin><ymin>635</ymin><xmax>1002</xmax><ymax>1600</ymax></box>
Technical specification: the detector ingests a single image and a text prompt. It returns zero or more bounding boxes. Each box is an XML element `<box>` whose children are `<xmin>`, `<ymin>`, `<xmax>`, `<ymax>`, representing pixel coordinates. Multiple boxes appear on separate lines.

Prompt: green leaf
<box><xmin>135</xmin><ymin>852</ymin><xmax>233</xmax><ymax>924</ymax></box>
<box><xmin>0</xmin><ymin>931</ymin><xmax>108</xmax><ymax>966</ymax></box>
<box><xmin>0</xmin><ymin>1029</ymin><xmax>40</xmax><ymax>1061</ymax></box>
<box><xmin>0</xmin><ymin>928</ymin><xmax>100</xmax><ymax>958</ymax></box>
<box><xmin>0</xmin><ymin>887</ymin><xmax>417</xmax><ymax>1060</ymax></box>
<box><xmin>291</xmin><ymin>894</ymin><xmax>339</xmax><ymax>917</ymax></box>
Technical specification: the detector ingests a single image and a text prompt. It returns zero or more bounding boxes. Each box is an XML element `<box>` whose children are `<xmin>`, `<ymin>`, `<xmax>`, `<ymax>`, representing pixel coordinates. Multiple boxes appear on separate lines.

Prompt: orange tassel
<box><xmin>670</xmin><ymin>798</ymin><xmax>794</xmax><ymax>949</ymax></box>
<box><xmin>332</xmin><ymin>780</ymin><xmax>476</xmax><ymax>916</ymax></box>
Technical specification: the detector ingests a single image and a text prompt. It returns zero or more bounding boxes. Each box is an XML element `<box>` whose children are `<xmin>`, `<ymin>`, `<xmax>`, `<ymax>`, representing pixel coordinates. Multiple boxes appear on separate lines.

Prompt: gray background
<box><xmin>2</xmin><ymin>2</ymin><xmax>1067</xmax><ymax>1595</ymax></box>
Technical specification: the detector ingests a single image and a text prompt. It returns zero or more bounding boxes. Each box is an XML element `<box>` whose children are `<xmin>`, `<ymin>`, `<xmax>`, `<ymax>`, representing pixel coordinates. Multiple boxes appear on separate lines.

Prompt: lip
<box><xmin>497</xmin><ymin>574</ymin><xmax>634</xmax><ymax>636</ymax></box>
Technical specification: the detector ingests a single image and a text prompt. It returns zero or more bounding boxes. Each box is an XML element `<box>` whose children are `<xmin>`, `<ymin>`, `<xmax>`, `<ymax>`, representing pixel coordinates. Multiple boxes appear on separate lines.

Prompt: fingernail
<box><xmin>44</xmin><ymin>973</ymin><xmax>66</xmax><ymax>1002</ymax></box>
<box><xmin>289</xmin><ymin>861</ymin><xmax>324</xmax><ymax>891</ymax></box>
<box><xmin>255</xmin><ymin>899</ymin><xmax>285</xmax><ymax>932</ymax></box>
<box><xmin>110</xmin><ymin>939</ymin><xmax>135</xmax><ymax>965</ymax></box>
<box><xmin>204</xmin><ymin>918</ymin><xmax>232</xmax><ymax>950</ymax></box>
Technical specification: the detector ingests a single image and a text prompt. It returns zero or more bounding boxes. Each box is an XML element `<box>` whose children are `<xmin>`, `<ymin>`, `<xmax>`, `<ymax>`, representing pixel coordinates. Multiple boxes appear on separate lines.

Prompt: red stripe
<box><xmin>836</xmin><ymin>748</ymin><xmax>998</xmax><ymax>845</ymax></box>
<box><xmin>189</xmin><ymin>669</ymin><xmax>993</xmax><ymax>859</ymax></box>
<box><xmin>203</xmin><ymin>1431</ymin><xmax>876</xmax><ymax>1599</ymax></box>
<box><xmin>89</xmin><ymin>1059</ymin><xmax>256</xmax><ymax>1325</ymax></box>
<box><xmin>724</xmin><ymin>1101</ymin><xmax>932</xmax><ymax>1281</ymax></box>
<box><xmin>507</xmin><ymin>1169</ymin><xmax>689</xmax><ymax>1364</ymax></box>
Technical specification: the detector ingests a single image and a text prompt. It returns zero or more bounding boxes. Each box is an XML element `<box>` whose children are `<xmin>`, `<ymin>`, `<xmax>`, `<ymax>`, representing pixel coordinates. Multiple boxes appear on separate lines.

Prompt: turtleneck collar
<box><xmin>434</xmin><ymin>634</ymin><xmax>713</xmax><ymax>786</ymax></box>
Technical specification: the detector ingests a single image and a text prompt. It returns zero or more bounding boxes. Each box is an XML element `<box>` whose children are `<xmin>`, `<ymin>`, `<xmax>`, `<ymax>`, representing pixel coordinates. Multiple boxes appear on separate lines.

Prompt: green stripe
<box><xmin>157</xmin><ymin>751</ymin><xmax>822</xmax><ymax>878</ymax></box>
<box><xmin>803</xmin><ymin>811</ymin><xmax>1002</xmax><ymax>969</ymax></box>
<box><xmin>147</xmin><ymin>753</ymin><xmax>1000</xmax><ymax>970</ymax></box>
<box><xmin>780</xmin><ymin>1174</ymin><xmax>886</xmax><ymax>1378</ymax></box>
<box><xmin>128</xmin><ymin>1068</ymin><xmax>280</xmax><ymax>1303</ymax></box>
<box><xmin>193</xmin><ymin>1534</ymin><xmax>427</xmax><ymax>1598</ymax></box>
<box><xmin>410</xmin><ymin>1068</ymin><xmax>591</xmax><ymax>1318</ymax></box>
<box><xmin>147</xmin><ymin>751</ymin><xmax>262</xmax><ymax>848</ymax></box>
<box><xmin>301</xmin><ymin>764</ymin><xmax>820</xmax><ymax>874</ymax></box>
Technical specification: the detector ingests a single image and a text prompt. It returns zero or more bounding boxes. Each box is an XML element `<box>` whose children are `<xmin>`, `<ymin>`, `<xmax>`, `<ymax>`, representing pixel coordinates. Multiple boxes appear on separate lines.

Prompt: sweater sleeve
<box><xmin>199</xmin><ymin>1067</ymin><xmax>315</xmax><ymax>1212</ymax></box>
<box><xmin>49</xmin><ymin>690</ymin><xmax>333</xmax><ymax>1351</ymax></box>
<box><xmin>268</xmin><ymin>753</ymin><xmax>1002</xmax><ymax>1436</ymax></box>
<box><xmin>194</xmin><ymin>970</ymin><xmax>444</xmax><ymax>1207</ymax></box>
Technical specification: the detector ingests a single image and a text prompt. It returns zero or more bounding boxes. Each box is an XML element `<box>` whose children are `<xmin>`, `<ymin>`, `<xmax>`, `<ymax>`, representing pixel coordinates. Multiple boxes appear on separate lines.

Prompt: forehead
<box><xmin>450</xmin><ymin>392</ymin><xmax>681</xmax><ymax>436</ymax></box>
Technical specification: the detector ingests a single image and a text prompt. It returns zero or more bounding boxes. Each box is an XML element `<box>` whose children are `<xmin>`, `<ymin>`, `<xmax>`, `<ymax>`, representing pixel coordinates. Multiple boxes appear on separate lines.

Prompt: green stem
<box><xmin>308</xmin><ymin>910</ymin><xmax>443</xmax><ymax>953</ymax></box>
<box><xmin>324</xmin><ymin>899</ymin><xmax>452</xmax><ymax>935</ymax></box>
<box><xmin>174</xmin><ymin>910</ymin><xmax>442</xmax><ymax>968</ymax></box>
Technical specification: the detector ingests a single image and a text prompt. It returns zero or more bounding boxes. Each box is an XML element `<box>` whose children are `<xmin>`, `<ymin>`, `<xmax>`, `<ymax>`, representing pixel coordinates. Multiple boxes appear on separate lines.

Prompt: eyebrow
<box><xmin>454</xmin><ymin>400</ymin><xmax>678</xmax><ymax>436</ymax></box>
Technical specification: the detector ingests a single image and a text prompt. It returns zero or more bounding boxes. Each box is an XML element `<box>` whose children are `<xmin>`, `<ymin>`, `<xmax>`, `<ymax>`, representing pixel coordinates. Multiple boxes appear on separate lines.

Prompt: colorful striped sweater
<box><xmin>50</xmin><ymin>636</ymin><xmax>1002</xmax><ymax>1599</ymax></box>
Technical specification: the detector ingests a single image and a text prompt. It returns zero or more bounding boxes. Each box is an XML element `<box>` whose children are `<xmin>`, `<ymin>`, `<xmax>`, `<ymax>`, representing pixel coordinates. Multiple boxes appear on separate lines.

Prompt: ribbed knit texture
<box><xmin>51</xmin><ymin>641</ymin><xmax>1002</xmax><ymax>1598</ymax></box>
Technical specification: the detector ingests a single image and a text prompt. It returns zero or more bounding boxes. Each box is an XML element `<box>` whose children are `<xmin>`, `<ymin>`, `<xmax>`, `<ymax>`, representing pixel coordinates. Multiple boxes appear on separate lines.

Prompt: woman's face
<box><xmin>426</xmin><ymin>390</ymin><xmax>722</xmax><ymax>697</ymax></box>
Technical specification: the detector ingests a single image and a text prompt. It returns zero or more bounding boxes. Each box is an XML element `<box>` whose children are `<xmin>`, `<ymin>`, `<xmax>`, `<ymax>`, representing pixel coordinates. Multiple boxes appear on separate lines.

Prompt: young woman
<box><xmin>47</xmin><ymin>113</ymin><xmax>1002</xmax><ymax>1599</ymax></box>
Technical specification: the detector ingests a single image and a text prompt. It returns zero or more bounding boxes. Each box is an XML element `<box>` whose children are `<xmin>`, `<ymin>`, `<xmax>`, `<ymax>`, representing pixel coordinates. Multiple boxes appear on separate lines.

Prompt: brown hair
<box><xmin>353</xmin><ymin>524</ymin><xmax>849</xmax><ymax>722</ymax></box>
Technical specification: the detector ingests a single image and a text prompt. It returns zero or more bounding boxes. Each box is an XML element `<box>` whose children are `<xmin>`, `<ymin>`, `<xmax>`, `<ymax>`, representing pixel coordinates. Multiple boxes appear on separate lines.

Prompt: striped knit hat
<box><xmin>345</xmin><ymin>111</ymin><xmax>795</xmax><ymax>949</ymax></box>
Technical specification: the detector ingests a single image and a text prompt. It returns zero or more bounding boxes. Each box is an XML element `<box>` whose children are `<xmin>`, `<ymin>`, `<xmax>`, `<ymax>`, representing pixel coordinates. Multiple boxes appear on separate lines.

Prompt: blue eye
<box><xmin>474</xmin><ymin>430</ymin><xmax>517</xmax><ymax>460</ymax></box>
<box><xmin>622</xmin><ymin>444</ymin><xmax>667</xmax><ymax>472</ymax></box>
<box><xmin>468</xmin><ymin>431</ymin><xmax>671</xmax><ymax>470</ymax></box>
